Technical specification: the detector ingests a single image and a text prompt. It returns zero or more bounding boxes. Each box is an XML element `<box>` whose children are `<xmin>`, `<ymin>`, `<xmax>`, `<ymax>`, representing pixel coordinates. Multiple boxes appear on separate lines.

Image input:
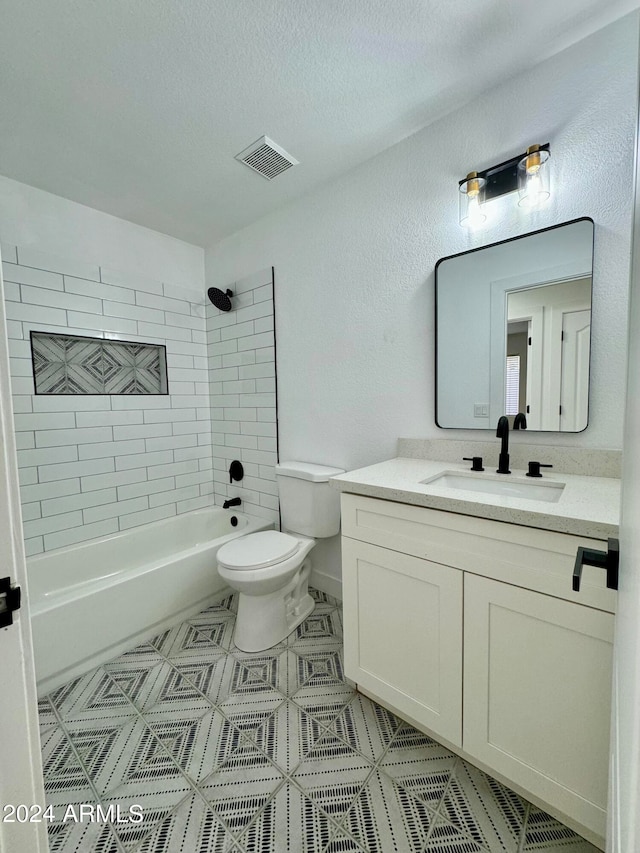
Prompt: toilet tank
<box><xmin>275</xmin><ymin>461</ymin><xmax>345</xmax><ymax>538</ymax></box>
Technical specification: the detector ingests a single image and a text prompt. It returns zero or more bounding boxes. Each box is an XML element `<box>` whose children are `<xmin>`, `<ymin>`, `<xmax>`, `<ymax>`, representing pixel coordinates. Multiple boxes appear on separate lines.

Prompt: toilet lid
<box><xmin>217</xmin><ymin>530</ymin><xmax>300</xmax><ymax>571</ymax></box>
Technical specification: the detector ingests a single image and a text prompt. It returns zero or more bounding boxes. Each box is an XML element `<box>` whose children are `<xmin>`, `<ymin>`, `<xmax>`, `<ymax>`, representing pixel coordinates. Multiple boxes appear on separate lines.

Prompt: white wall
<box><xmin>205</xmin><ymin>15</ymin><xmax>638</xmax><ymax>585</ymax></box>
<box><xmin>0</xmin><ymin>179</ymin><xmax>210</xmax><ymax>554</ymax></box>
<box><xmin>0</xmin><ymin>176</ymin><xmax>204</xmax><ymax>291</ymax></box>
<box><xmin>207</xmin><ymin>16</ymin><xmax>637</xmax><ymax>460</ymax></box>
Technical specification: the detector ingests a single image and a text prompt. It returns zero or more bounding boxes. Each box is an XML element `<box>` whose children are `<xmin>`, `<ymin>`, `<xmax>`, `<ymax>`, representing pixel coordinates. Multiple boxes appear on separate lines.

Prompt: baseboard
<box><xmin>310</xmin><ymin>568</ymin><xmax>342</xmax><ymax>602</ymax></box>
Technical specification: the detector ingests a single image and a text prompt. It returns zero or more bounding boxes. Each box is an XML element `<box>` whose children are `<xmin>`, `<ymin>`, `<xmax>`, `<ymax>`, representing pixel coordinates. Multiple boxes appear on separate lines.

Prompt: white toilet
<box><xmin>216</xmin><ymin>461</ymin><xmax>344</xmax><ymax>652</ymax></box>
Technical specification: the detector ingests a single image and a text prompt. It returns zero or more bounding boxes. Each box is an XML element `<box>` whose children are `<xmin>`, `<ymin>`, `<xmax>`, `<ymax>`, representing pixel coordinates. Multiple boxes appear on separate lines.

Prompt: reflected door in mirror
<box><xmin>435</xmin><ymin>218</ymin><xmax>593</xmax><ymax>432</ymax></box>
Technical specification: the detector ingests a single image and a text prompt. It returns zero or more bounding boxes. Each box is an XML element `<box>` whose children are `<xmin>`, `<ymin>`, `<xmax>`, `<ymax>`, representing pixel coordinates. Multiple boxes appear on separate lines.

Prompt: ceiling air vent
<box><xmin>235</xmin><ymin>135</ymin><xmax>299</xmax><ymax>180</ymax></box>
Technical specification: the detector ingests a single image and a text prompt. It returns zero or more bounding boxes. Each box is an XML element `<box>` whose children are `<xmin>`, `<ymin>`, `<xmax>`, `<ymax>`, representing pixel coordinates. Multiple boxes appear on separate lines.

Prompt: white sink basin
<box><xmin>421</xmin><ymin>472</ymin><xmax>565</xmax><ymax>503</ymax></box>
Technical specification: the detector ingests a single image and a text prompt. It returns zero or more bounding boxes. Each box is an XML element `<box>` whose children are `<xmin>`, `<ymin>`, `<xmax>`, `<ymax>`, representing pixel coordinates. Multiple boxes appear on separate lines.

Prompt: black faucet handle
<box><xmin>463</xmin><ymin>457</ymin><xmax>484</xmax><ymax>472</ymax></box>
<box><xmin>526</xmin><ymin>461</ymin><xmax>553</xmax><ymax>478</ymax></box>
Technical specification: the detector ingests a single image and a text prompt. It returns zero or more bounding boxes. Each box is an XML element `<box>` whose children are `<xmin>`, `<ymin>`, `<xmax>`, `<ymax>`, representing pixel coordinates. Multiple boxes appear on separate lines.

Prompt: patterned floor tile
<box><xmin>143</xmin><ymin>706</ymin><xmax>246</xmax><ymax>783</ymax></box>
<box><xmin>215</xmin><ymin>655</ymin><xmax>286</xmax><ymax>715</ymax></box>
<box><xmin>199</xmin><ymin>745</ymin><xmax>286</xmax><ymax>836</ymax></box>
<box><xmin>438</xmin><ymin>759</ymin><xmax>525</xmax><ymax>852</ymax></box>
<box><xmin>40</xmin><ymin>726</ymin><xmax>96</xmax><ymax>820</ymax></box>
<box><xmin>153</xmin><ymin>616</ymin><xmax>234</xmax><ymax>659</ymax></box>
<box><xmin>521</xmin><ymin>806</ymin><xmax>600</xmax><ymax>851</ymax></box>
<box><xmin>198</xmin><ymin>591</ymin><xmax>238</xmax><ymax>615</ymax></box>
<box><xmin>48</xmin><ymin>668</ymin><xmax>136</xmax><ymax>725</ymax></box>
<box><xmin>322</xmin><ymin>828</ymin><xmax>369</xmax><ymax>852</ymax></box>
<box><xmin>290</xmin><ymin>731</ymin><xmax>375</xmax><ymax>822</ymax></box>
<box><xmin>38</xmin><ymin>697</ymin><xmax>59</xmax><ymax>729</ymax></box>
<box><xmin>310</xmin><ymin>588</ymin><xmax>339</xmax><ymax>607</ymax></box>
<box><xmin>338</xmin><ymin>769</ymin><xmax>435</xmax><ymax>853</ymax></box>
<box><xmin>292</xmin><ymin>673</ymin><xmax>355</xmax><ymax>726</ymax></box>
<box><xmin>47</xmin><ymin>820</ymin><xmax>124</xmax><ymax>853</ymax></box>
<box><xmin>423</xmin><ymin>816</ymin><xmax>492</xmax><ymax>852</ymax></box>
<box><xmin>379</xmin><ymin>723</ymin><xmax>456</xmax><ymax>808</ymax></box>
<box><xmin>39</xmin><ymin>589</ymin><xmax>592</xmax><ymax>853</ymax></box>
<box><xmin>227</xmin><ymin>647</ymin><xmax>301</xmax><ymax>697</ymax></box>
<box><xmin>294</xmin><ymin>646</ymin><xmax>346</xmax><ymax>684</ymax></box>
<box><xmin>247</xmin><ymin>699</ymin><xmax>330</xmax><ymax>774</ymax></box>
<box><xmin>123</xmin><ymin>659</ymin><xmax>214</xmax><ymax>716</ymax></box>
<box><xmin>132</xmin><ymin>791</ymin><xmax>236</xmax><ymax>853</ymax></box>
<box><xmin>328</xmin><ymin>693</ymin><xmax>402</xmax><ymax>762</ymax></box>
<box><xmin>235</xmin><ymin>781</ymin><xmax>340</xmax><ymax>853</ymax></box>
<box><xmin>104</xmin><ymin>787</ymin><xmax>194</xmax><ymax>851</ymax></box>
<box><xmin>66</xmin><ymin>716</ymin><xmax>184</xmax><ymax>797</ymax></box>
<box><xmin>288</xmin><ymin>610</ymin><xmax>343</xmax><ymax>649</ymax></box>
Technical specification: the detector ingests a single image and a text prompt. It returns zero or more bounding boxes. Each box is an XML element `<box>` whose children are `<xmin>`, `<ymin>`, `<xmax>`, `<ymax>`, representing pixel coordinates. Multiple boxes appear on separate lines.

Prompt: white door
<box><xmin>560</xmin><ymin>309</ymin><xmax>591</xmax><ymax>431</ymax></box>
<box><xmin>609</xmin><ymin>134</ymin><xmax>640</xmax><ymax>849</ymax></box>
<box><xmin>0</xmin><ymin>257</ymin><xmax>48</xmax><ymax>853</ymax></box>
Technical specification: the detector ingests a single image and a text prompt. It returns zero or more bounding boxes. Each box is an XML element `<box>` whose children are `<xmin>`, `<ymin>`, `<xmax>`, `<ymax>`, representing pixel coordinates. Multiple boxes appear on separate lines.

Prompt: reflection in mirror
<box><xmin>435</xmin><ymin>218</ymin><xmax>593</xmax><ymax>432</ymax></box>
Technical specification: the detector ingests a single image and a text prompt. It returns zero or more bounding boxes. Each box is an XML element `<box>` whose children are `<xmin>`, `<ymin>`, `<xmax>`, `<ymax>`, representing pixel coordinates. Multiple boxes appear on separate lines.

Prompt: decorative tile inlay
<box><xmin>31</xmin><ymin>331</ymin><xmax>168</xmax><ymax>395</ymax></box>
<box><xmin>37</xmin><ymin>588</ymin><xmax>600</xmax><ymax>853</ymax></box>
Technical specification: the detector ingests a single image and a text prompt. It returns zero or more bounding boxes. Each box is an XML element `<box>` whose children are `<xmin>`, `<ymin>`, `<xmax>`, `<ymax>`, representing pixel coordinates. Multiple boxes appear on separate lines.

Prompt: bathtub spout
<box><xmin>223</xmin><ymin>497</ymin><xmax>242</xmax><ymax>509</ymax></box>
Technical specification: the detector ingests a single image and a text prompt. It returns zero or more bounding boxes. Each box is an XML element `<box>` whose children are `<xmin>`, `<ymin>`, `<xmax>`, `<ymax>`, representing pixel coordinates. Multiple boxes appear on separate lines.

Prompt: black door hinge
<box><xmin>528</xmin><ymin>336</ymin><xmax>532</xmax><ymax>345</ymax></box>
<box><xmin>526</xmin><ymin>404</ymin><xmax>530</xmax><ymax>413</ymax></box>
<box><xmin>0</xmin><ymin>577</ymin><xmax>22</xmax><ymax>628</ymax></box>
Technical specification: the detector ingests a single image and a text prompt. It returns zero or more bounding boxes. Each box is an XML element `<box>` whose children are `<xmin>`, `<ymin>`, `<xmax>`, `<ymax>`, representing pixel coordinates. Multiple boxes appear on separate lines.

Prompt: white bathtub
<box><xmin>28</xmin><ymin>507</ymin><xmax>270</xmax><ymax>695</ymax></box>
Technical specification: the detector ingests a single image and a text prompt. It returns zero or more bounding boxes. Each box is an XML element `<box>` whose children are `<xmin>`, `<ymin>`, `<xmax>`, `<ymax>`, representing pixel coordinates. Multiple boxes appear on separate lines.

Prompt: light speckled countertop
<box><xmin>331</xmin><ymin>457</ymin><xmax>620</xmax><ymax>539</ymax></box>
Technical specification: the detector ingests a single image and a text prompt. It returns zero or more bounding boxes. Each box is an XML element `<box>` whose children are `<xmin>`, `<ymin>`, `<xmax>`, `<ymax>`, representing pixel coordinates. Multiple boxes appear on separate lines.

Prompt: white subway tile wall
<box><xmin>207</xmin><ymin>268</ymin><xmax>279</xmax><ymax>525</ymax></box>
<box><xmin>3</xmin><ymin>245</ymin><xmax>213</xmax><ymax>556</ymax></box>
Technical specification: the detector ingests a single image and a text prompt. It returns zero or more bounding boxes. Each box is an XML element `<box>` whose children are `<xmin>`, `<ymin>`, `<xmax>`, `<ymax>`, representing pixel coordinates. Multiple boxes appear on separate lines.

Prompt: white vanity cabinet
<box><xmin>340</xmin><ymin>492</ymin><xmax>616</xmax><ymax>847</ymax></box>
<box><xmin>341</xmin><ymin>537</ymin><xmax>463</xmax><ymax>745</ymax></box>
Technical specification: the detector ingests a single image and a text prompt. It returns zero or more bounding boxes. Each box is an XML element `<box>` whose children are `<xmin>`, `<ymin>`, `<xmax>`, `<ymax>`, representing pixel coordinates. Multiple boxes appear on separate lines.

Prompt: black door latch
<box><xmin>573</xmin><ymin>539</ymin><xmax>619</xmax><ymax>592</ymax></box>
<box><xmin>0</xmin><ymin>577</ymin><xmax>22</xmax><ymax>628</ymax></box>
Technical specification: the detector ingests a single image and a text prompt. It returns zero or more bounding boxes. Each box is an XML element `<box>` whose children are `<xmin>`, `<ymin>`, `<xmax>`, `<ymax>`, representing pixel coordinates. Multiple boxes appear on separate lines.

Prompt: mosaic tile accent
<box><xmin>31</xmin><ymin>331</ymin><xmax>167</xmax><ymax>395</ymax></box>
<box><xmin>37</xmin><ymin>588</ymin><xmax>601</xmax><ymax>853</ymax></box>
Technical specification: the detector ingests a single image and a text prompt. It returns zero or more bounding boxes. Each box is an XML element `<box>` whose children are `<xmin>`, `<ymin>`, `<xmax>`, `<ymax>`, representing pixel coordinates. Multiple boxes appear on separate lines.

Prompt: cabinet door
<box><xmin>464</xmin><ymin>573</ymin><xmax>613</xmax><ymax>844</ymax></box>
<box><xmin>342</xmin><ymin>537</ymin><xmax>463</xmax><ymax>746</ymax></box>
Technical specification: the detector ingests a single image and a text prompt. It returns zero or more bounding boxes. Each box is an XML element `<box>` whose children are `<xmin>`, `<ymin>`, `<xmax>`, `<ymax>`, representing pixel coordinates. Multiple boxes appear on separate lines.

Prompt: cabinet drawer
<box><xmin>341</xmin><ymin>493</ymin><xmax>616</xmax><ymax>613</ymax></box>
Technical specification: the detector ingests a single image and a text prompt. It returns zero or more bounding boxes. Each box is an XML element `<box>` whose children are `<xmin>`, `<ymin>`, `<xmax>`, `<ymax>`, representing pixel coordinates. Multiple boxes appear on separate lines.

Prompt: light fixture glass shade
<box><xmin>459</xmin><ymin>171</ymin><xmax>487</xmax><ymax>227</ymax></box>
<box><xmin>518</xmin><ymin>145</ymin><xmax>550</xmax><ymax>208</ymax></box>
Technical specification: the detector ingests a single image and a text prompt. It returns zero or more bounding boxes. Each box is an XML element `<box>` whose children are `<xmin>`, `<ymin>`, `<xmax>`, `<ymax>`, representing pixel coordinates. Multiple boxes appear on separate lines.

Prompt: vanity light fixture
<box><xmin>518</xmin><ymin>144</ymin><xmax>551</xmax><ymax>208</ymax></box>
<box><xmin>459</xmin><ymin>171</ymin><xmax>487</xmax><ymax>228</ymax></box>
<box><xmin>458</xmin><ymin>142</ymin><xmax>550</xmax><ymax>227</ymax></box>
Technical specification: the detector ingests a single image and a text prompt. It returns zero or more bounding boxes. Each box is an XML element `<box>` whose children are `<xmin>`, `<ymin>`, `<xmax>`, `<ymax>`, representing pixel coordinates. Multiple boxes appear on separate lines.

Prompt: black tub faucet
<box><xmin>496</xmin><ymin>416</ymin><xmax>511</xmax><ymax>474</ymax></box>
<box><xmin>513</xmin><ymin>412</ymin><xmax>527</xmax><ymax>430</ymax></box>
<box><xmin>223</xmin><ymin>497</ymin><xmax>242</xmax><ymax>509</ymax></box>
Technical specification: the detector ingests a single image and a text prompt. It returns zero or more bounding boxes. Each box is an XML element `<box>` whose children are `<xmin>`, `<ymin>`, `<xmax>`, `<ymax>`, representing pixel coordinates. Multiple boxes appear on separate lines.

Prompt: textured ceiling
<box><xmin>0</xmin><ymin>0</ymin><xmax>638</xmax><ymax>246</ymax></box>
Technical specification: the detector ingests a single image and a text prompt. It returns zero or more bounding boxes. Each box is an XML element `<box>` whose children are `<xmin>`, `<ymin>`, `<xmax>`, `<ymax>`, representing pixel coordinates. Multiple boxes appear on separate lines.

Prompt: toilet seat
<box><xmin>217</xmin><ymin>530</ymin><xmax>300</xmax><ymax>571</ymax></box>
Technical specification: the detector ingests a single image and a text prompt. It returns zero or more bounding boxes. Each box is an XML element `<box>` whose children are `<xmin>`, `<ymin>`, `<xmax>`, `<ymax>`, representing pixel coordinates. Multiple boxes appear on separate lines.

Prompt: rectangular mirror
<box><xmin>435</xmin><ymin>218</ymin><xmax>593</xmax><ymax>431</ymax></box>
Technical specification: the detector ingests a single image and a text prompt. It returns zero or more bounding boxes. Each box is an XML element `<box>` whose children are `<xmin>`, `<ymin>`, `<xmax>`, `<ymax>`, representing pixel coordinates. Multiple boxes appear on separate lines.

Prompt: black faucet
<box><xmin>513</xmin><ymin>412</ymin><xmax>527</xmax><ymax>430</ymax></box>
<box><xmin>496</xmin><ymin>416</ymin><xmax>511</xmax><ymax>474</ymax></box>
<box><xmin>223</xmin><ymin>497</ymin><xmax>242</xmax><ymax>509</ymax></box>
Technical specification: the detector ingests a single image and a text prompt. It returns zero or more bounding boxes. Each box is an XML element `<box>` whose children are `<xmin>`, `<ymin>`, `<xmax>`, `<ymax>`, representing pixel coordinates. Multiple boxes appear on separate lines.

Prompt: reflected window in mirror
<box><xmin>435</xmin><ymin>218</ymin><xmax>593</xmax><ymax>432</ymax></box>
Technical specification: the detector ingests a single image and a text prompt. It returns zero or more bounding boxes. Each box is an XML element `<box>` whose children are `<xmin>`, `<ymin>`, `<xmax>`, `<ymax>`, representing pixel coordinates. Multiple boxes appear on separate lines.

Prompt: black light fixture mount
<box><xmin>459</xmin><ymin>142</ymin><xmax>551</xmax><ymax>227</ymax></box>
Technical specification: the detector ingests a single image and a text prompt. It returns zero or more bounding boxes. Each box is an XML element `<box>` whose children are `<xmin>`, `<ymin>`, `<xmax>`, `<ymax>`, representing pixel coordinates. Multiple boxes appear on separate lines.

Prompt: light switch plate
<box><xmin>474</xmin><ymin>403</ymin><xmax>489</xmax><ymax>417</ymax></box>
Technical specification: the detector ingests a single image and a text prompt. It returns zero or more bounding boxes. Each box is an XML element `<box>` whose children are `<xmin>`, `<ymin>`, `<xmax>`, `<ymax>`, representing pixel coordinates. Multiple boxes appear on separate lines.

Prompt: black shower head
<box><xmin>207</xmin><ymin>287</ymin><xmax>234</xmax><ymax>312</ymax></box>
